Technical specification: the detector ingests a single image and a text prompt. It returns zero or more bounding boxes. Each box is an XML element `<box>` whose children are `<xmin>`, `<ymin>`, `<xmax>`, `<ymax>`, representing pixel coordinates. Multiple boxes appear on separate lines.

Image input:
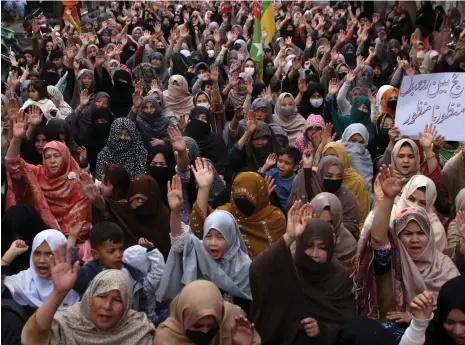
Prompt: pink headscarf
<box><xmin>293</xmin><ymin>114</ymin><xmax>325</xmax><ymax>153</ymax></box>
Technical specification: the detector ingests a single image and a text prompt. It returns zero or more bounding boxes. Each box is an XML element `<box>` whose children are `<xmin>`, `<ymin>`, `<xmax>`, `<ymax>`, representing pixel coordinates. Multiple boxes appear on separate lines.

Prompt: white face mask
<box><xmin>207</xmin><ymin>49</ymin><xmax>215</xmax><ymax>58</ymax></box>
<box><xmin>244</xmin><ymin>67</ymin><xmax>255</xmax><ymax>75</ymax></box>
<box><xmin>310</xmin><ymin>98</ymin><xmax>323</xmax><ymax>108</ymax></box>
<box><xmin>197</xmin><ymin>102</ymin><xmax>210</xmax><ymax>110</ymax></box>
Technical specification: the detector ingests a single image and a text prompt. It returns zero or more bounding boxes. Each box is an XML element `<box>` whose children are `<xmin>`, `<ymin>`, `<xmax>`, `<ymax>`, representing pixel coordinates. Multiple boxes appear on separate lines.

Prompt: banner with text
<box><xmin>396</xmin><ymin>72</ymin><xmax>465</xmax><ymax>141</ymax></box>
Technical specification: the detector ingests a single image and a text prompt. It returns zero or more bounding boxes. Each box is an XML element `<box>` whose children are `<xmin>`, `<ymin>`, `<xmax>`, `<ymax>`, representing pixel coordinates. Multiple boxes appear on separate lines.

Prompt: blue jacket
<box><xmin>73</xmin><ymin>259</ymin><xmax>148</xmax><ymax>315</ymax></box>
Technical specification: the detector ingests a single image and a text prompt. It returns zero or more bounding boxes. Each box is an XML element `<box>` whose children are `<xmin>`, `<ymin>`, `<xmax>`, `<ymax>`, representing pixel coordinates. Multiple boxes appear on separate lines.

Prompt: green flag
<box><xmin>249</xmin><ymin>0</ymin><xmax>263</xmax><ymax>79</ymax></box>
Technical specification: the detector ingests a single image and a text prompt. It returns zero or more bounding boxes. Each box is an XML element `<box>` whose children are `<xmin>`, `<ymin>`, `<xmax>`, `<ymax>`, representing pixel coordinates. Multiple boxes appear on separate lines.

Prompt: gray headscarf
<box><xmin>239</xmin><ymin>98</ymin><xmax>287</xmax><ymax>138</ymax></box>
<box><xmin>157</xmin><ymin>210</ymin><xmax>252</xmax><ymax>302</ymax></box>
<box><xmin>136</xmin><ymin>96</ymin><xmax>171</xmax><ymax>141</ymax></box>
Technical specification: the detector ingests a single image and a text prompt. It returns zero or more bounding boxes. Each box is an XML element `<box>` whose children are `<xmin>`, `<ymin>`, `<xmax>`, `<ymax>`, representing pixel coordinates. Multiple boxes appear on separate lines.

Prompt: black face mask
<box><xmin>338</xmin><ymin>71</ymin><xmax>348</xmax><ymax>79</ymax></box>
<box><xmin>233</xmin><ymin>197</ymin><xmax>256</xmax><ymax>217</ymax></box>
<box><xmin>387</xmin><ymin>99</ymin><xmax>398</xmax><ymax>112</ymax></box>
<box><xmin>157</xmin><ymin>48</ymin><xmax>166</xmax><ymax>55</ymax></box>
<box><xmin>323</xmin><ymin>178</ymin><xmax>342</xmax><ymax>193</ymax></box>
<box><xmin>147</xmin><ymin>166</ymin><xmax>172</xmax><ymax>186</ymax></box>
<box><xmin>378</xmin><ymin>128</ymin><xmax>391</xmax><ymax>146</ymax></box>
<box><xmin>185</xmin><ymin>329</ymin><xmax>219</xmax><ymax>345</ymax></box>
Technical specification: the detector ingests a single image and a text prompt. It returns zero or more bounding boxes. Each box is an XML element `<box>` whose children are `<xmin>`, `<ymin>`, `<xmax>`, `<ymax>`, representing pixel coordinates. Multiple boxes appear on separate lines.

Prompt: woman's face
<box><xmin>88</xmin><ymin>46</ymin><xmax>97</xmax><ymax>57</ymax></box>
<box><xmin>395</xmin><ymin>145</ymin><xmax>416</xmax><ymax>176</ymax></box>
<box><xmin>244</xmin><ymin>60</ymin><xmax>254</xmax><ymax>69</ymax></box>
<box><xmin>382</xmin><ymin>117</ymin><xmax>394</xmax><ymax>129</ymax></box>
<box><xmin>133</xmin><ymin>30</ymin><xmax>142</xmax><ymax>41</ymax></box>
<box><xmin>143</xmin><ymin>102</ymin><xmax>156</xmax><ymax>114</ymax></box>
<box><xmin>91</xmin><ymin>290</ymin><xmax>125</xmax><ymax>330</ymax></box>
<box><xmin>81</xmin><ymin>75</ymin><xmax>93</xmax><ymax>89</ymax></box>
<box><xmin>324</xmin><ymin>164</ymin><xmax>342</xmax><ymax>180</ymax></box>
<box><xmin>348</xmin><ymin>133</ymin><xmax>364</xmax><ymax>145</ymax></box>
<box><xmin>120</xmin><ymin>128</ymin><xmax>130</xmax><ymax>140</ymax></box>
<box><xmin>357</xmin><ymin>103</ymin><xmax>369</xmax><ymax>113</ymax></box>
<box><xmin>197</xmin><ymin>94</ymin><xmax>209</xmax><ymax>105</ymax></box>
<box><xmin>28</xmin><ymin>86</ymin><xmax>40</xmax><ymax>101</ymax></box>
<box><xmin>304</xmin><ymin>239</ymin><xmax>328</xmax><ymax>263</ymax></box>
<box><xmin>443</xmin><ymin>309</ymin><xmax>465</xmax><ymax>344</ymax></box>
<box><xmin>130</xmin><ymin>194</ymin><xmax>147</xmax><ymax>209</ymax></box>
<box><xmin>398</xmin><ymin>220</ymin><xmax>429</xmax><ymax>259</ymax></box>
<box><xmin>310</xmin><ymin>92</ymin><xmax>322</xmax><ymax>100</ymax></box>
<box><xmin>237</xmin><ymin>78</ymin><xmax>246</xmax><ymax>91</ymax></box>
<box><xmin>151</xmin><ymin>153</ymin><xmax>168</xmax><ymax>167</ymax></box>
<box><xmin>323</xmin><ymin>147</ymin><xmax>338</xmax><ymax>157</ymax></box>
<box><xmin>35</xmin><ymin>134</ymin><xmax>48</xmax><ymax>153</ymax></box>
<box><xmin>251</xmin><ymin>137</ymin><xmax>269</xmax><ymax>149</ymax></box>
<box><xmin>318</xmin><ymin>209</ymin><xmax>334</xmax><ymax>227</ymax></box>
<box><xmin>44</xmin><ymin>148</ymin><xmax>63</xmax><ymax>176</ymax></box>
<box><xmin>254</xmin><ymin>107</ymin><xmax>267</xmax><ymax>122</ymax></box>
<box><xmin>100</xmin><ymin>174</ymin><xmax>114</xmax><ymax>198</ymax></box>
<box><xmin>102</xmin><ymin>34</ymin><xmax>110</xmax><ymax>43</ymax></box>
<box><xmin>95</xmin><ymin>96</ymin><xmax>109</xmax><ymax>108</ymax></box>
<box><xmin>203</xmin><ymin>228</ymin><xmax>229</xmax><ymax>260</ymax></box>
<box><xmin>188</xmin><ymin>314</ymin><xmax>218</xmax><ymax>333</ymax></box>
<box><xmin>307</xmin><ymin>126</ymin><xmax>322</xmax><ymax>146</ymax></box>
<box><xmin>281</xmin><ymin>95</ymin><xmax>293</xmax><ymax>107</ymax></box>
<box><xmin>32</xmin><ymin>241</ymin><xmax>53</xmax><ymax>278</ymax></box>
<box><xmin>407</xmin><ymin>188</ymin><xmax>427</xmax><ymax>209</ymax></box>
<box><xmin>46</xmin><ymin>42</ymin><xmax>53</xmax><ymax>53</ymax></box>
<box><xmin>196</xmin><ymin>113</ymin><xmax>208</xmax><ymax>123</ymax></box>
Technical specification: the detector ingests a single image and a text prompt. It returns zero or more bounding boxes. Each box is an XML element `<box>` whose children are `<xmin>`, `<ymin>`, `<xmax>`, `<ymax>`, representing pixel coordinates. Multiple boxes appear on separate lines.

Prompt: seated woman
<box><xmin>293</xmin><ymin>114</ymin><xmax>326</xmax><ymax>167</ymax></box>
<box><xmin>367</xmin><ymin>113</ymin><xmax>395</xmax><ymax>172</ymax></box>
<box><xmin>288</xmin><ymin>152</ymin><xmax>361</xmax><ymax>240</ymax></box>
<box><xmin>21</xmin><ymin>266</ymin><xmax>156</xmax><ymax>345</ymax></box>
<box><xmin>391</xmin><ymin>175</ymin><xmax>448</xmax><ymax>252</ymax></box>
<box><xmin>332</xmin><ymin>96</ymin><xmax>376</xmax><ymax>141</ymax></box>
<box><xmin>323</xmin><ymin>142</ymin><xmax>370</xmax><ymax>230</ymax></box>
<box><xmin>399</xmin><ymin>276</ymin><xmax>465</xmax><ymax>345</ymax></box>
<box><xmin>95</xmin><ymin>118</ymin><xmax>148</xmax><ymax>180</ymax></box>
<box><xmin>147</xmin><ymin>144</ymin><xmax>176</xmax><ymax>208</ymax></box>
<box><xmin>2</xmin><ymin>231</ymin><xmax>81</xmax><ymax>345</ymax></box>
<box><xmin>354</xmin><ymin>165</ymin><xmax>459</xmax><ymax>340</ymax></box>
<box><xmin>20</xmin><ymin>124</ymin><xmax>53</xmax><ymax>165</ymax></box>
<box><xmin>183</xmin><ymin>106</ymin><xmax>229</xmax><ymax>179</ymax></box>
<box><xmin>273</xmin><ymin>92</ymin><xmax>306</xmax><ymax>146</ymax></box>
<box><xmin>162</xmin><ymin>75</ymin><xmax>194</xmax><ymax>124</ymax></box>
<box><xmin>155</xmin><ymin>280</ymin><xmax>260</xmax><ymax>345</ymax></box>
<box><xmin>190</xmin><ymin>158</ymin><xmax>286</xmax><ymax>259</ymax></box>
<box><xmin>310</xmin><ymin>192</ymin><xmax>357</xmax><ymax>268</ymax></box>
<box><xmin>158</xmin><ymin>176</ymin><xmax>251</xmax><ymax>312</ymax></box>
<box><xmin>5</xmin><ymin>112</ymin><xmax>91</xmax><ymax>248</ymax></box>
<box><xmin>250</xmin><ymin>201</ymin><xmax>356</xmax><ymax>345</ymax></box>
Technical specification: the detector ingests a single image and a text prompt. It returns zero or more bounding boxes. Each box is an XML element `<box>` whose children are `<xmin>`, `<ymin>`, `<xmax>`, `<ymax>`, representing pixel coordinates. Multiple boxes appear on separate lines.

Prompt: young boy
<box><xmin>73</xmin><ymin>222</ymin><xmax>149</xmax><ymax>317</ymax></box>
<box><xmin>259</xmin><ymin>147</ymin><xmax>302</xmax><ymax>209</ymax></box>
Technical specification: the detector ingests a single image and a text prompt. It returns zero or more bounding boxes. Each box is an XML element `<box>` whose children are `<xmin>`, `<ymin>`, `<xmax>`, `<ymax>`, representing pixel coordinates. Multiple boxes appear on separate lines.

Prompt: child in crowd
<box><xmin>122</xmin><ymin>237</ymin><xmax>167</xmax><ymax>325</ymax></box>
<box><xmin>72</xmin><ymin>222</ymin><xmax>150</xmax><ymax>319</ymax></box>
<box><xmin>259</xmin><ymin>147</ymin><xmax>302</xmax><ymax>209</ymax></box>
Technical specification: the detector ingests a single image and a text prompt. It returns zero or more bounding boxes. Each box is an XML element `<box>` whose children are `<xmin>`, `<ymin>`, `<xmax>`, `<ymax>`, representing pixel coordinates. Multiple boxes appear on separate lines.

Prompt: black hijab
<box><xmin>300</xmin><ymin>82</ymin><xmax>326</xmax><ymax>119</ymax></box>
<box><xmin>40</xmin><ymin>62</ymin><xmax>60</xmax><ymax>87</ymax></box>
<box><xmin>147</xmin><ymin>144</ymin><xmax>176</xmax><ymax>208</ymax></box>
<box><xmin>47</xmin><ymin>118</ymin><xmax>80</xmax><ymax>161</ymax></box>
<box><xmin>367</xmin><ymin>113</ymin><xmax>394</xmax><ymax>164</ymax></box>
<box><xmin>333</xmin><ymin>316</ymin><xmax>397</xmax><ymax>345</ymax></box>
<box><xmin>21</xmin><ymin>125</ymin><xmax>53</xmax><ymax>165</ymax></box>
<box><xmin>111</xmin><ymin>70</ymin><xmax>134</xmax><ymax>118</ymax></box>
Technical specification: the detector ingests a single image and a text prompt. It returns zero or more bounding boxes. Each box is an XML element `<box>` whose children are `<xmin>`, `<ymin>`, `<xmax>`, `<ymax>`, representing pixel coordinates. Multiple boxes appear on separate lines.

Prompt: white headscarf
<box><xmin>3</xmin><ymin>229</ymin><xmax>80</xmax><ymax>310</ymax></box>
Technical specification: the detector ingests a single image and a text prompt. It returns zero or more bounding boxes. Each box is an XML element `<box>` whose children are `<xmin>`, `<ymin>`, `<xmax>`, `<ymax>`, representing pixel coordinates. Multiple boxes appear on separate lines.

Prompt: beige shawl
<box><xmin>447</xmin><ymin>188</ymin><xmax>465</xmax><ymax>249</ymax></box>
<box><xmin>162</xmin><ymin>75</ymin><xmax>194</xmax><ymax>121</ymax></box>
<box><xmin>391</xmin><ymin>139</ymin><xmax>420</xmax><ymax>181</ymax></box>
<box><xmin>443</xmin><ymin>149</ymin><xmax>465</xmax><ymax>202</ymax></box>
<box><xmin>155</xmin><ymin>280</ymin><xmax>261</xmax><ymax>345</ymax></box>
<box><xmin>273</xmin><ymin>93</ymin><xmax>306</xmax><ymax>146</ymax></box>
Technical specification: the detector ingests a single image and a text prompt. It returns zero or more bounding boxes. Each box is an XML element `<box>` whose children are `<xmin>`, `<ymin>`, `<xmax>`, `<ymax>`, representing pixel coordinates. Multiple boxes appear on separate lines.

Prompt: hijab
<box><xmin>225</xmin><ymin>72</ymin><xmax>251</xmax><ymax>109</ymax></box>
<box><xmin>40</xmin><ymin>62</ymin><xmax>60</xmax><ymax>87</ymax></box>
<box><xmin>392</xmin><ymin>207</ymin><xmax>459</xmax><ymax>305</ymax></box>
<box><xmin>380</xmin><ymin>87</ymin><xmax>399</xmax><ymax>117</ymax></box>
<box><xmin>155</xmin><ymin>280</ymin><xmax>261</xmax><ymax>345</ymax></box>
<box><xmin>47</xmin><ymin>85</ymin><xmax>73</xmax><ymax>118</ymax></box>
<box><xmin>47</xmin><ymin>118</ymin><xmax>80</xmax><ymax>160</ymax></box>
<box><xmin>349</xmin><ymin>96</ymin><xmax>376</xmax><ymax>140</ymax></box>
<box><xmin>245</xmin><ymin>122</ymin><xmax>280</xmax><ymax>171</ymax></box>
<box><xmin>22</xmin><ymin>125</ymin><xmax>54</xmax><ymax>165</ymax></box>
<box><xmin>300</xmin><ymin>82</ymin><xmax>325</xmax><ymax>118</ymax></box>
<box><xmin>3</xmin><ymin>229</ymin><xmax>80</xmax><ymax>311</ymax></box>
<box><xmin>95</xmin><ymin>118</ymin><xmax>148</xmax><ymax>180</ymax></box>
<box><xmin>147</xmin><ymin>144</ymin><xmax>176</xmax><ymax>207</ymax></box>
<box><xmin>163</xmin><ymin>75</ymin><xmax>194</xmax><ymax>121</ymax></box>
<box><xmin>132</xmin><ymin>63</ymin><xmax>158</xmax><ymax>94</ymax></box>
<box><xmin>391</xmin><ymin>139</ymin><xmax>420</xmax><ymax>182</ymax></box>
<box><xmin>311</xmin><ymin>192</ymin><xmax>357</xmax><ymax>267</ymax></box>
<box><xmin>43</xmin><ymin>270</ymin><xmax>156</xmax><ymax>345</ymax></box>
<box><xmin>136</xmin><ymin>96</ymin><xmax>171</xmax><ymax>142</ymax></box>
<box><xmin>293</xmin><ymin>114</ymin><xmax>325</xmax><ymax>153</ymax></box>
<box><xmin>367</xmin><ymin>114</ymin><xmax>394</xmax><ymax>162</ymax></box>
<box><xmin>74</xmin><ymin>92</ymin><xmax>111</xmax><ymax>145</ymax></box>
<box><xmin>391</xmin><ymin>175</ymin><xmax>448</xmax><ymax>252</ymax></box>
<box><xmin>158</xmin><ymin>210</ymin><xmax>252</xmax><ymax>302</ymax></box>
<box><xmin>443</xmin><ymin>149</ymin><xmax>465</xmax><ymax>202</ymax></box>
<box><xmin>111</xmin><ymin>70</ymin><xmax>134</xmax><ymax>118</ymax></box>
<box><xmin>6</xmin><ymin>141</ymin><xmax>91</xmax><ymax>242</ymax></box>
<box><xmin>273</xmin><ymin>93</ymin><xmax>306</xmax><ymax>146</ymax></box>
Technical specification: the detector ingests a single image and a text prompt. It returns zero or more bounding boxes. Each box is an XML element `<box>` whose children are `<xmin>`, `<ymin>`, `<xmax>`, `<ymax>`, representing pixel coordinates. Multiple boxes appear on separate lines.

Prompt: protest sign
<box><xmin>395</xmin><ymin>72</ymin><xmax>465</xmax><ymax>141</ymax></box>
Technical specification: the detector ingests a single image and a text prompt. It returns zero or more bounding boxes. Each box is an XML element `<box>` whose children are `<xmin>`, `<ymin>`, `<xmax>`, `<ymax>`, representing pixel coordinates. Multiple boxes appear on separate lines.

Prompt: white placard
<box><xmin>395</xmin><ymin>72</ymin><xmax>465</xmax><ymax>141</ymax></box>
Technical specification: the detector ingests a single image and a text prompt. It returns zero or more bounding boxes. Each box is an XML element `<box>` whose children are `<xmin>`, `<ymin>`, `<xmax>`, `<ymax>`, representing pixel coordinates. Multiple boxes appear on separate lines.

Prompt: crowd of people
<box><xmin>1</xmin><ymin>1</ymin><xmax>465</xmax><ymax>345</ymax></box>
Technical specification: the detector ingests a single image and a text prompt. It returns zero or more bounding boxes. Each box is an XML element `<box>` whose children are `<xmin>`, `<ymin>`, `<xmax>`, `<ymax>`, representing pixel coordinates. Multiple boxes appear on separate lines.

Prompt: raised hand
<box><xmin>388</xmin><ymin>126</ymin><xmax>400</xmax><ymax>143</ymax></box>
<box><xmin>132</xmin><ymin>89</ymin><xmax>143</xmax><ymax>109</ymax></box>
<box><xmin>306</xmin><ymin>36</ymin><xmax>313</xmax><ymax>49</ymax></box>
<box><xmin>246</xmin><ymin>80</ymin><xmax>253</xmax><ymax>95</ymax></box>
<box><xmin>346</xmin><ymin>70</ymin><xmax>356</xmax><ymax>83</ymax></box>
<box><xmin>265</xmin><ymin>153</ymin><xmax>277</xmax><ymax>168</ymax></box>
<box><xmin>95</xmin><ymin>48</ymin><xmax>106</xmax><ymax>67</ymax></box>
<box><xmin>238</xmin><ymin>48</ymin><xmax>246</xmax><ymax>62</ymax></box>
<box><xmin>328</xmin><ymin>78</ymin><xmax>340</xmax><ymax>96</ymax></box>
<box><xmin>80</xmin><ymin>89</ymin><xmax>90</xmax><ymax>107</ymax></box>
<box><xmin>213</xmin><ymin>29</ymin><xmax>221</xmax><ymax>43</ymax></box>
<box><xmin>378</xmin><ymin>164</ymin><xmax>406</xmax><ymax>199</ymax></box>
<box><xmin>330</xmin><ymin>47</ymin><xmax>339</xmax><ymax>62</ymax></box>
<box><xmin>302</xmin><ymin>148</ymin><xmax>314</xmax><ymax>168</ymax></box>
<box><xmin>4</xmin><ymin>240</ymin><xmax>29</xmax><ymax>260</ymax></box>
<box><xmin>263</xmin><ymin>85</ymin><xmax>272</xmax><ymax>102</ymax></box>
<box><xmin>356</xmin><ymin>55</ymin><xmax>366</xmax><ymax>69</ymax></box>
<box><xmin>7</xmin><ymin>99</ymin><xmax>19</xmax><ymax>122</ymax></box>
<box><xmin>298</xmin><ymin>78</ymin><xmax>308</xmax><ymax>94</ymax></box>
<box><xmin>404</xmin><ymin>63</ymin><xmax>416</xmax><ymax>76</ymax></box>
<box><xmin>167</xmin><ymin>126</ymin><xmax>187</xmax><ymax>152</ymax></box>
<box><xmin>456</xmin><ymin>210</ymin><xmax>465</xmax><ymax>240</ymax></box>
<box><xmin>246</xmin><ymin>111</ymin><xmax>257</xmax><ymax>133</ymax></box>
<box><xmin>50</xmin><ymin>245</ymin><xmax>80</xmax><ymax>295</ymax></box>
<box><xmin>12</xmin><ymin>110</ymin><xmax>27</xmax><ymax>139</ymax></box>
<box><xmin>264</xmin><ymin>176</ymin><xmax>277</xmax><ymax>197</ymax></box>
<box><xmin>231</xmin><ymin>315</ymin><xmax>255</xmax><ymax>345</ymax></box>
<box><xmin>27</xmin><ymin>105</ymin><xmax>42</xmax><ymax>126</ymax></box>
<box><xmin>320</xmin><ymin>122</ymin><xmax>335</xmax><ymax>149</ymax></box>
<box><xmin>286</xmin><ymin>201</ymin><xmax>313</xmax><ymax>241</ymax></box>
<box><xmin>138</xmin><ymin>237</ymin><xmax>154</xmax><ymax>249</ymax></box>
<box><xmin>9</xmin><ymin>55</ymin><xmax>18</xmax><ymax>66</ymax></box>
<box><xmin>410</xmin><ymin>291</ymin><xmax>434</xmax><ymax>321</ymax></box>
<box><xmin>419</xmin><ymin>123</ymin><xmax>438</xmax><ymax>150</ymax></box>
<box><xmin>79</xmin><ymin>171</ymin><xmax>100</xmax><ymax>201</ymax></box>
<box><xmin>367</xmin><ymin>89</ymin><xmax>376</xmax><ymax>104</ymax></box>
<box><xmin>177</xmin><ymin>113</ymin><xmax>189</xmax><ymax>132</ymax></box>
<box><xmin>210</xmin><ymin>64</ymin><xmax>219</xmax><ymax>82</ymax></box>
<box><xmin>374</xmin><ymin>176</ymin><xmax>384</xmax><ymax>205</ymax></box>
<box><xmin>167</xmin><ymin>175</ymin><xmax>184</xmax><ymax>211</ymax></box>
<box><xmin>191</xmin><ymin>158</ymin><xmax>214</xmax><ymax>189</ymax></box>
<box><xmin>228</xmin><ymin>73</ymin><xmax>238</xmax><ymax>87</ymax></box>
<box><xmin>150</xmin><ymin>79</ymin><xmax>159</xmax><ymax>91</ymax></box>
<box><xmin>433</xmin><ymin>135</ymin><xmax>446</xmax><ymax>149</ymax></box>
<box><xmin>68</xmin><ymin>218</ymin><xmax>85</xmax><ymax>239</ymax></box>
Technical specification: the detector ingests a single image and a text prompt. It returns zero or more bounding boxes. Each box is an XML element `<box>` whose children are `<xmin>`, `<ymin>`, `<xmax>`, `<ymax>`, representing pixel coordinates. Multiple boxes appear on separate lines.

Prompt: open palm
<box><xmin>287</xmin><ymin>201</ymin><xmax>312</xmax><ymax>240</ymax></box>
<box><xmin>51</xmin><ymin>245</ymin><xmax>80</xmax><ymax>295</ymax></box>
<box><xmin>378</xmin><ymin>165</ymin><xmax>406</xmax><ymax>198</ymax></box>
<box><xmin>167</xmin><ymin>176</ymin><xmax>184</xmax><ymax>210</ymax></box>
<box><xmin>191</xmin><ymin>158</ymin><xmax>214</xmax><ymax>189</ymax></box>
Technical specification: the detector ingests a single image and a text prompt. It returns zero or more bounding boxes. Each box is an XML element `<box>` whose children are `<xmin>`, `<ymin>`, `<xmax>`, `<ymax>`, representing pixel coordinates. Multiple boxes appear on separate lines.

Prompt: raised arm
<box><xmin>191</xmin><ymin>158</ymin><xmax>215</xmax><ymax>218</ymax></box>
<box><xmin>6</xmin><ymin>109</ymin><xmax>27</xmax><ymax>159</ymax></box>
<box><xmin>371</xmin><ymin>165</ymin><xmax>406</xmax><ymax>247</ymax></box>
<box><xmin>167</xmin><ymin>175</ymin><xmax>184</xmax><ymax>237</ymax></box>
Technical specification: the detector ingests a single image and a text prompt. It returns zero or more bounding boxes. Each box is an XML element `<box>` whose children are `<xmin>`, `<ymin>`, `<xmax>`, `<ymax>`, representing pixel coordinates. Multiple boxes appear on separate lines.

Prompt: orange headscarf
<box><xmin>381</xmin><ymin>87</ymin><xmax>399</xmax><ymax>117</ymax></box>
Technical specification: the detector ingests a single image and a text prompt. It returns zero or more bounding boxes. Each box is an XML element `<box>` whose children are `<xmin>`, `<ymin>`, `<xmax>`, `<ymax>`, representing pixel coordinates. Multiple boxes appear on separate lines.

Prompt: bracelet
<box><xmin>2</xmin><ymin>258</ymin><xmax>11</xmax><ymax>265</ymax></box>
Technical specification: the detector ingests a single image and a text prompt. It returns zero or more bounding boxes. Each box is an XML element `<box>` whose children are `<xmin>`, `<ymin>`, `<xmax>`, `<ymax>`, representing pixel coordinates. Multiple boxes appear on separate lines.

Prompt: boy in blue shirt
<box><xmin>259</xmin><ymin>147</ymin><xmax>302</xmax><ymax>209</ymax></box>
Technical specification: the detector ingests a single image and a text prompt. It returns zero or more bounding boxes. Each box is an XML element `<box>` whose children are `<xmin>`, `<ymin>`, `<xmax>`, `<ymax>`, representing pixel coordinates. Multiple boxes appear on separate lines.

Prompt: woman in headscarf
<box><xmin>183</xmin><ymin>106</ymin><xmax>228</xmax><ymax>178</ymax></box>
<box><xmin>155</xmin><ymin>280</ymin><xmax>260</xmax><ymax>345</ymax></box>
<box><xmin>47</xmin><ymin>118</ymin><xmax>80</xmax><ymax>163</ymax></box>
<box><xmin>333</xmin><ymin>96</ymin><xmax>376</xmax><ymax>141</ymax></box>
<box><xmin>110</xmin><ymin>70</ymin><xmax>134</xmax><ymax>118</ymax></box>
<box><xmin>1</xmin><ymin>205</ymin><xmax>48</xmax><ymax>275</ymax></box>
<box><xmin>298</xmin><ymin>82</ymin><xmax>326</xmax><ymax>119</ymax></box>
<box><xmin>294</xmin><ymin>114</ymin><xmax>325</xmax><ymax>167</ymax></box>
<box><xmin>21</xmin><ymin>269</ymin><xmax>156</xmax><ymax>345</ymax></box>
<box><xmin>2</xmin><ymin>231</ymin><xmax>81</xmax><ymax>345</ymax></box>
<box><xmin>147</xmin><ymin>144</ymin><xmax>176</xmax><ymax>208</ymax></box>
<box><xmin>95</xmin><ymin>118</ymin><xmax>148</xmax><ymax>180</ymax></box>
<box><xmin>273</xmin><ymin>92</ymin><xmax>306</xmax><ymax>146</ymax></box>
<box><xmin>163</xmin><ymin>75</ymin><xmax>194</xmax><ymax>124</ymax></box>
<box><xmin>40</xmin><ymin>62</ymin><xmax>60</xmax><ymax>88</ymax></box>
<box><xmin>158</xmin><ymin>179</ymin><xmax>251</xmax><ymax>310</ymax></box>
<box><xmin>310</xmin><ymin>192</ymin><xmax>358</xmax><ymax>269</ymax></box>
<box><xmin>250</xmin><ymin>202</ymin><xmax>355</xmax><ymax>345</ymax></box>
<box><xmin>6</xmin><ymin>118</ymin><xmax>92</xmax><ymax>246</ymax></box>
<box><xmin>135</xmin><ymin>96</ymin><xmax>172</xmax><ymax>148</ymax></box>
<box><xmin>83</xmin><ymin>107</ymin><xmax>114</xmax><ymax>176</ymax></box>
<box><xmin>20</xmin><ymin>125</ymin><xmax>54</xmax><ymax>165</ymax></box>
<box><xmin>323</xmin><ymin>142</ymin><xmax>370</xmax><ymax>232</ymax></box>
<box><xmin>391</xmin><ymin>175</ymin><xmax>448</xmax><ymax>252</ymax></box>
<box><xmin>70</xmin><ymin>69</ymin><xmax>95</xmax><ymax>110</ymax></box>
<box><xmin>190</xmin><ymin>163</ymin><xmax>286</xmax><ymax>259</ymax></box>
<box><xmin>399</xmin><ymin>275</ymin><xmax>465</xmax><ymax>345</ymax></box>
<box><xmin>354</xmin><ymin>165</ymin><xmax>459</xmax><ymax>335</ymax></box>
<box><xmin>378</xmin><ymin>87</ymin><xmax>399</xmax><ymax>120</ymax></box>
<box><xmin>132</xmin><ymin>63</ymin><xmax>158</xmax><ymax>94</ymax></box>
<box><xmin>447</xmin><ymin>188</ymin><xmax>465</xmax><ymax>251</ymax></box>
<box><xmin>288</xmin><ymin>155</ymin><xmax>361</xmax><ymax>240</ymax></box>
<box><xmin>367</xmin><ymin>113</ymin><xmax>395</xmax><ymax>169</ymax></box>
<box><xmin>47</xmin><ymin>85</ymin><xmax>73</xmax><ymax>118</ymax></box>
<box><xmin>443</xmin><ymin>149</ymin><xmax>465</xmax><ymax>203</ymax></box>
<box><xmin>340</xmin><ymin>123</ymin><xmax>374</xmax><ymax>197</ymax></box>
